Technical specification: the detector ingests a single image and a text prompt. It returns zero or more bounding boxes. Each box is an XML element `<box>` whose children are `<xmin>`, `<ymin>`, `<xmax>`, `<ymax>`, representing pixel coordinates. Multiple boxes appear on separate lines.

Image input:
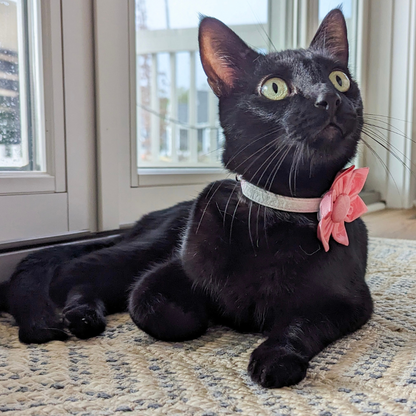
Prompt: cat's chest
<box><xmin>181</xmin><ymin>180</ymin><xmax>320</xmax><ymax>299</ymax></box>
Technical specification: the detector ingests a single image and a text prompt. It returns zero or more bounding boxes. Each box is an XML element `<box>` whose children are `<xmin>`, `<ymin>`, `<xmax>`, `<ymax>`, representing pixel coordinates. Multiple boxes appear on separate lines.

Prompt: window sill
<box><xmin>0</xmin><ymin>172</ymin><xmax>56</xmax><ymax>195</ymax></box>
<box><xmin>136</xmin><ymin>167</ymin><xmax>228</xmax><ymax>187</ymax></box>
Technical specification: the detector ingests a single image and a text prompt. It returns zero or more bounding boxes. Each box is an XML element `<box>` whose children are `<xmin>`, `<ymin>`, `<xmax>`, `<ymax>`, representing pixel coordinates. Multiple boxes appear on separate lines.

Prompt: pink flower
<box><xmin>317</xmin><ymin>166</ymin><xmax>369</xmax><ymax>252</ymax></box>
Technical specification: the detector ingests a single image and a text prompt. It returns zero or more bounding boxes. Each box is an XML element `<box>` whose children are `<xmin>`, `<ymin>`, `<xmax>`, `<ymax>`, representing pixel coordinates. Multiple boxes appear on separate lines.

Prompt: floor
<box><xmin>363</xmin><ymin>208</ymin><xmax>416</xmax><ymax>240</ymax></box>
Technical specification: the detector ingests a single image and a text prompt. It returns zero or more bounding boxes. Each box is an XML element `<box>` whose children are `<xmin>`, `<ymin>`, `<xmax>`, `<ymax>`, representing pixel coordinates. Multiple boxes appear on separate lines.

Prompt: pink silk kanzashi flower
<box><xmin>317</xmin><ymin>166</ymin><xmax>369</xmax><ymax>252</ymax></box>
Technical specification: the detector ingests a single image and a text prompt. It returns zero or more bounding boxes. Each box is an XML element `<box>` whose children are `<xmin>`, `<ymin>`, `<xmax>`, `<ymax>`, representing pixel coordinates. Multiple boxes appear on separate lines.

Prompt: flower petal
<box><xmin>348</xmin><ymin>167</ymin><xmax>369</xmax><ymax>198</ymax></box>
<box><xmin>331</xmin><ymin>165</ymin><xmax>355</xmax><ymax>197</ymax></box>
<box><xmin>345</xmin><ymin>195</ymin><xmax>368</xmax><ymax>222</ymax></box>
<box><xmin>317</xmin><ymin>217</ymin><xmax>334</xmax><ymax>252</ymax></box>
<box><xmin>319</xmin><ymin>191</ymin><xmax>334</xmax><ymax>220</ymax></box>
<box><xmin>332</xmin><ymin>222</ymin><xmax>349</xmax><ymax>246</ymax></box>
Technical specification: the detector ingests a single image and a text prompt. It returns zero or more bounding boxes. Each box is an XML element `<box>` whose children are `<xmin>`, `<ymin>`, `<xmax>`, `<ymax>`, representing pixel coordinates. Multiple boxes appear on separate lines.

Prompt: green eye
<box><xmin>329</xmin><ymin>71</ymin><xmax>350</xmax><ymax>92</ymax></box>
<box><xmin>260</xmin><ymin>78</ymin><xmax>289</xmax><ymax>100</ymax></box>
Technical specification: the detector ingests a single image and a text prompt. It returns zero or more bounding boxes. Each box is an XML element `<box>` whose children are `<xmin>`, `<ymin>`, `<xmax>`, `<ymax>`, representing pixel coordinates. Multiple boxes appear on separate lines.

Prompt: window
<box><xmin>0</xmin><ymin>1</ymin><xmax>96</xmax><ymax>245</ymax></box>
<box><xmin>0</xmin><ymin>0</ymin><xmax>413</xmax><ymax>241</ymax></box>
<box><xmin>2</xmin><ymin>0</ymin><xmax>416</xmax><ymax>278</ymax></box>
<box><xmin>135</xmin><ymin>0</ymin><xmax>268</xmax><ymax>170</ymax></box>
<box><xmin>0</xmin><ymin>0</ymin><xmax>45</xmax><ymax>172</ymax></box>
<box><xmin>95</xmin><ymin>0</ymin><xmax>370</xmax><ymax>227</ymax></box>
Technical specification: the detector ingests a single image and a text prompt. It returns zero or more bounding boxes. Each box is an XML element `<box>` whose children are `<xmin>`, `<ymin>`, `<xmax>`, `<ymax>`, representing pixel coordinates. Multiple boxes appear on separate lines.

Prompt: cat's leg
<box><xmin>129</xmin><ymin>258</ymin><xmax>210</xmax><ymax>342</ymax></box>
<box><xmin>248</xmin><ymin>292</ymin><xmax>373</xmax><ymax>388</ymax></box>
<box><xmin>54</xmin><ymin>242</ymin><xmax>152</xmax><ymax>339</ymax></box>
<box><xmin>62</xmin><ymin>287</ymin><xmax>107</xmax><ymax>339</ymax></box>
<box><xmin>56</xmin><ymin>242</ymin><xmax>185</xmax><ymax>339</ymax></box>
<box><xmin>52</xmin><ymin>203</ymin><xmax>193</xmax><ymax>340</ymax></box>
<box><xmin>7</xmin><ymin>240</ymin><xmax>119</xmax><ymax>344</ymax></box>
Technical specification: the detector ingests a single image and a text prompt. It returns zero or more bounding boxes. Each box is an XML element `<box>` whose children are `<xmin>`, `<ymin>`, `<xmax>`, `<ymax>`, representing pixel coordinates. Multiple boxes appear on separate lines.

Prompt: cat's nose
<box><xmin>314</xmin><ymin>92</ymin><xmax>341</xmax><ymax>116</ymax></box>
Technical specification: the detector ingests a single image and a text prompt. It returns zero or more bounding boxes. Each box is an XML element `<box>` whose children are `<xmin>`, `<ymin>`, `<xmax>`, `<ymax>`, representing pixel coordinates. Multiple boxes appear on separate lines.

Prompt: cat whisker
<box><xmin>360</xmin><ymin>136</ymin><xmax>401</xmax><ymax>197</ymax></box>
<box><xmin>224</xmin><ymin>126</ymin><xmax>284</xmax><ymax>170</ymax></box>
<box><xmin>224</xmin><ymin>142</ymin><xmax>283</xmax><ymax>222</ymax></box>
<box><xmin>215</xmin><ymin>137</ymin><xmax>288</xmax><ymax>236</ymax></box>
<box><xmin>250</xmin><ymin>142</ymin><xmax>289</xmax><ymax>186</ymax></box>
<box><xmin>363</xmin><ymin>112</ymin><xmax>411</xmax><ymax>124</ymax></box>
<box><xmin>362</xmin><ymin>119</ymin><xmax>415</xmax><ymax>144</ymax></box>
<box><xmin>230</xmin><ymin>136</ymin><xmax>282</xmax><ymax>175</ymax></box>
<box><xmin>361</xmin><ymin>126</ymin><xmax>416</xmax><ymax>171</ymax></box>
<box><xmin>229</xmin><ymin>197</ymin><xmax>241</xmax><ymax>243</ymax></box>
<box><xmin>255</xmin><ymin>203</ymin><xmax>260</xmax><ymax>248</ymax></box>
<box><xmin>195</xmin><ymin>180</ymin><xmax>226</xmax><ymax>234</ymax></box>
<box><xmin>248</xmin><ymin>143</ymin><xmax>290</xmax><ymax>248</ymax></box>
<box><xmin>263</xmin><ymin>205</ymin><xmax>269</xmax><ymax>248</ymax></box>
<box><xmin>200</xmin><ymin>137</ymin><xmax>283</xmax><ymax>236</ymax></box>
<box><xmin>248</xmin><ymin>201</ymin><xmax>256</xmax><ymax>253</ymax></box>
<box><xmin>289</xmin><ymin>142</ymin><xmax>303</xmax><ymax>196</ymax></box>
<box><xmin>266</xmin><ymin>145</ymin><xmax>293</xmax><ymax>192</ymax></box>
<box><xmin>361</xmin><ymin>128</ymin><xmax>415</xmax><ymax>175</ymax></box>
<box><xmin>222</xmin><ymin>180</ymin><xmax>243</xmax><ymax>233</ymax></box>
<box><xmin>245</xmin><ymin>1</ymin><xmax>278</xmax><ymax>53</ymax></box>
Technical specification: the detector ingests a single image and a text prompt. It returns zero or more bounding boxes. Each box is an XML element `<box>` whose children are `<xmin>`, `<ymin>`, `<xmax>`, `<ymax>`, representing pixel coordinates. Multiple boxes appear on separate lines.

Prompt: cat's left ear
<box><xmin>309</xmin><ymin>9</ymin><xmax>349</xmax><ymax>67</ymax></box>
<box><xmin>199</xmin><ymin>17</ymin><xmax>259</xmax><ymax>97</ymax></box>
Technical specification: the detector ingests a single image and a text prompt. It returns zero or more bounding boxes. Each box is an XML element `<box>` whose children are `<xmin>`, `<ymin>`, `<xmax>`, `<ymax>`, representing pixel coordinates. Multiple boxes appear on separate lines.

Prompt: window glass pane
<box><xmin>196</xmin><ymin>53</ymin><xmax>208</xmax><ymax>125</ymax></box>
<box><xmin>176</xmin><ymin>51</ymin><xmax>190</xmax><ymax>164</ymax></box>
<box><xmin>137</xmin><ymin>0</ymin><xmax>267</xmax><ymax>31</ymax></box>
<box><xmin>0</xmin><ymin>0</ymin><xmax>45</xmax><ymax>171</ymax></box>
<box><xmin>157</xmin><ymin>52</ymin><xmax>171</xmax><ymax>162</ymax></box>
<box><xmin>137</xmin><ymin>54</ymin><xmax>152</xmax><ymax>163</ymax></box>
<box><xmin>135</xmin><ymin>0</ymin><xmax>267</xmax><ymax>169</ymax></box>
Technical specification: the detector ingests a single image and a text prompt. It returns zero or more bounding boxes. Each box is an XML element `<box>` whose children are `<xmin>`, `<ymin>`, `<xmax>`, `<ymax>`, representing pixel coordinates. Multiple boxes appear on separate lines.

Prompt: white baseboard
<box><xmin>364</xmin><ymin>202</ymin><xmax>387</xmax><ymax>214</ymax></box>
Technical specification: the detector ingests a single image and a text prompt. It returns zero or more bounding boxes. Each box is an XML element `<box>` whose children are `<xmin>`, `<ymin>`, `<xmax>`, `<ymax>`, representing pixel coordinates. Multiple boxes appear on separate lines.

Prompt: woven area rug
<box><xmin>1</xmin><ymin>237</ymin><xmax>416</xmax><ymax>415</ymax></box>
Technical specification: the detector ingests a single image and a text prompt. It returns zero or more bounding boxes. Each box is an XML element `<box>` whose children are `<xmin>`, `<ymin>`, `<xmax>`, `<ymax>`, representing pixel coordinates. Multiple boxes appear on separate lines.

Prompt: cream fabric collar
<box><xmin>239</xmin><ymin>178</ymin><xmax>322</xmax><ymax>213</ymax></box>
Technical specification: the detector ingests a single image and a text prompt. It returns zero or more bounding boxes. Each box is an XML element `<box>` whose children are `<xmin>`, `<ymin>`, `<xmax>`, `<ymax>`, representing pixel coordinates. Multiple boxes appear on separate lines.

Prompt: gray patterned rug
<box><xmin>1</xmin><ymin>237</ymin><xmax>416</xmax><ymax>415</ymax></box>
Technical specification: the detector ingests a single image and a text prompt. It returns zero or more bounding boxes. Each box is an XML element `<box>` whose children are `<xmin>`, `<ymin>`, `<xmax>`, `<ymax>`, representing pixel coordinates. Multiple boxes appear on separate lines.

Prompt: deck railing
<box><xmin>135</xmin><ymin>25</ymin><xmax>268</xmax><ymax>169</ymax></box>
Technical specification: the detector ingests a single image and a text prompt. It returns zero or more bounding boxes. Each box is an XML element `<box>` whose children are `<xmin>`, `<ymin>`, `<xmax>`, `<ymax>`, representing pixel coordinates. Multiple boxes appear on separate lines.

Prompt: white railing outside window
<box><xmin>135</xmin><ymin>0</ymin><xmax>268</xmax><ymax>170</ymax></box>
<box><xmin>134</xmin><ymin>0</ymin><xmax>358</xmax><ymax>172</ymax></box>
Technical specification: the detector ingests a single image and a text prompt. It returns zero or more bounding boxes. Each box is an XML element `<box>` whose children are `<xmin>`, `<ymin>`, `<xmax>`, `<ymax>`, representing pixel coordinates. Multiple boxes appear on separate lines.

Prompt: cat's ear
<box><xmin>309</xmin><ymin>9</ymin><xmax>349</xmax><ymax>67</ymax></box>
<box><xmin>199</xmin><ymin>17</ymin><xmax>259</xmax><ymax>97</ymax></box>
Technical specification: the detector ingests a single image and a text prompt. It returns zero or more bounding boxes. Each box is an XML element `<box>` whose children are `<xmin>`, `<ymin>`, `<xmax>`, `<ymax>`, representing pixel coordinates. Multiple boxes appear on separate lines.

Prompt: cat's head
<box><xmin>199</xmin><ymin>9</ymin><xmax>363</xmax><ymax>198</ymax></box>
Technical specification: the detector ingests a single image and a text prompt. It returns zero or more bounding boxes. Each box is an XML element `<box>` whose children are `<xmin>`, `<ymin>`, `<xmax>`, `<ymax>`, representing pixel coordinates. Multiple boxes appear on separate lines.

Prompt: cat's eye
<box><xmin>260</xmin><ymin>78</ymin><xmax>289</xmax><ymax>101</ymax></box>
<box><xmin>329</xmin><ymin>71</ymin><xmax>350</xmax><ymax>92</ymax></box>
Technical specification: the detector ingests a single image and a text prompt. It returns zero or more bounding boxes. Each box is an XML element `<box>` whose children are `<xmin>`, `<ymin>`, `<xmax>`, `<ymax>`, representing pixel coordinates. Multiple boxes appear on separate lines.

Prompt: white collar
<box><xmin>240</xmin><ymin>178</ymin><xmax>322</xmax><ymax>213</ymax></box>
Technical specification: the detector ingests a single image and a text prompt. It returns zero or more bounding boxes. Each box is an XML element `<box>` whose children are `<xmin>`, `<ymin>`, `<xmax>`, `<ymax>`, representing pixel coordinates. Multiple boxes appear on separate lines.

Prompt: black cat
<box><xmin>0</xmin><ymin>9</ymin><xmax>372</xmax><ymax>388</ymax></box>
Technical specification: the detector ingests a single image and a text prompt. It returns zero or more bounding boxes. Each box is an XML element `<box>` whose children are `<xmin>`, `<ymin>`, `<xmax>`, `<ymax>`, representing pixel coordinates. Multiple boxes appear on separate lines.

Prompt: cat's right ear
<box><xmin>199</xmin><ymin>17</ymin><xmax>259</xmax><ymax>97</ymax></box>
<box><xmin>309</xmin><ymin>8</ymin><xmax>349</xmax><ymax>67</ymax></box>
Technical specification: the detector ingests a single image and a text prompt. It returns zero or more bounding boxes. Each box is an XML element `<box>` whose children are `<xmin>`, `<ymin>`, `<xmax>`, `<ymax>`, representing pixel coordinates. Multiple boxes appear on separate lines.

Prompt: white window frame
<box><xmin>95</xmin><ymin>0</ymin><xmax>310</xmax><ymax>229</ymax></box>
<box><xmin>0</xmin><ymin>0</ymin><xmax>97</xmax><ymax>244</ymax></box>
<box><xmin>0</xmin><ymin>0</ymin><xmax>65</xmax><ymax>195</ymax></box>
<box><xmin>360</xmin><ymin>0</ymin><xmax>416</xmax><ymax>209</ymax></box>
<box><xmin>95</xmin><ymin>0</ymin><xmax>416</xmax><ymax>232</ymax></box>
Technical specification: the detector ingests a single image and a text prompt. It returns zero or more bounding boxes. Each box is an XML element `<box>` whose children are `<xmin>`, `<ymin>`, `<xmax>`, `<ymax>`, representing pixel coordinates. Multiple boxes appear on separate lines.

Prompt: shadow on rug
<box><xmin>1</xmin><ymin>237</ymin><xmax>416</xmax><ymax>415</ymax></box>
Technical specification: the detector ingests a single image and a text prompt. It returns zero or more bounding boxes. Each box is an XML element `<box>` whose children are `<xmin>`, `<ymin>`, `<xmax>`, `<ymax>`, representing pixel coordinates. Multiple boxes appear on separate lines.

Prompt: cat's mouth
<box><xmin>319</xmin><ymin>122</ymin><xmax>344</xmax><ymax>139</ymax></box>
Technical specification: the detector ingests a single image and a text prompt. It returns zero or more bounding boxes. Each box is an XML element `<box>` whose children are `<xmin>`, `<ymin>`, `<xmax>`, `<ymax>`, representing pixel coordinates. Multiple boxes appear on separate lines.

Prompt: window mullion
<box><xmin>188</xmin><ymin>51</ymin><xmax>197</xmax><ymax>165</ymax></box>
<box><xmin>208</xmin><ymin>91</ymin><xmax>218</xmax><ymax>164</ymax></box>
<box><xmin>169</xmin><ymin>52</ymin><xmax>178</xmax><ymax>163</ymax></box>
<box><xmin>16</xmin><ymin>0</ymin><xmax>30</xmax><ymax>169</ymax></box>
<box><xmin>269</xmin><ymin>0</ymin><xmax>295</xmax><ymax>51</ymax></box>
<box><xmin>150</xmin><ymin>53</ymin><xmax>159</xmax><ymax>165</ymax></box>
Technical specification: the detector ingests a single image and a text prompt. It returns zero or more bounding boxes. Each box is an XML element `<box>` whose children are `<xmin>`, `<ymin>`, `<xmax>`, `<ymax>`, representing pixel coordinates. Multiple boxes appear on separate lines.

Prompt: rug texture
<box><xmin>1</xmin><ymin>237</ymin><xmax>416</xmax><ymax>415</ymax></box>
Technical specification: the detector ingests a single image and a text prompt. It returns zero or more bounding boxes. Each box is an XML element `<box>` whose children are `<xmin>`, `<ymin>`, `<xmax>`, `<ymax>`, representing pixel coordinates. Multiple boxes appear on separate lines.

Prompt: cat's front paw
<box><xmin>248</xmin><ymin>343</ymin><xmax>308</xmax><ymax>388</ymax></box>
<box><xmin>63</xmin><ymin>303</ymin><xmax>106</xmax><ymax>339</ymax></box>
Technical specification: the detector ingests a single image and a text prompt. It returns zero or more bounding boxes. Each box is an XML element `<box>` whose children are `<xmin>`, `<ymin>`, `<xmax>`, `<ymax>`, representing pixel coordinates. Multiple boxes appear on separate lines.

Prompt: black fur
<box><xmin>0</xmin><ymin>10</ymin><xmax>372</xmax><ymax>388</ymax></box>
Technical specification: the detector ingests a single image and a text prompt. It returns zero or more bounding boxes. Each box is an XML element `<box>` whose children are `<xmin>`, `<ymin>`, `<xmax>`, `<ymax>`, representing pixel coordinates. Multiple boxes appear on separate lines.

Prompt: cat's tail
<box><xmin>0</xmin><ymin>281</ymin><xmax>9</xmax><ymax>312</ymax></box>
